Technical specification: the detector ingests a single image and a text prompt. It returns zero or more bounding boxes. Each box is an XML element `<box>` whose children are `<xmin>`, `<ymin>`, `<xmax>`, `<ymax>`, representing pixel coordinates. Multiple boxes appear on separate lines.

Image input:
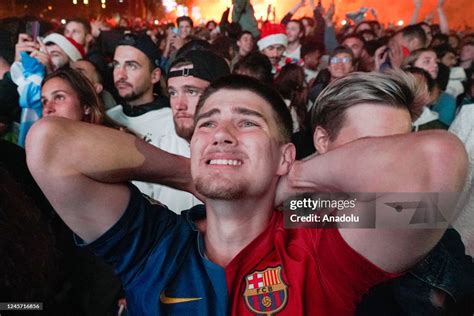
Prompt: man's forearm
<box><xmin>289</xmin><ymin>131</ymin><xmax>467</xmax><ymax>194</ymax></box>
<box><xmin>437</xmin><ymin>7</ymin><xmax>449</xmax><ymax>34</ymax></box>
<box><xmin>26</xmin><ymin>117</ymin><xmax>193</xmax><ymax>193</ymax></box>
<box><xmin>410</xmin><ymin>5</ymin><xmax>421</xmax><ymax>24</ymax></box>
<box><xmin>312</xmin><ymin>8</ymin><xmax>326</xmax><ymax>44</ymax></box>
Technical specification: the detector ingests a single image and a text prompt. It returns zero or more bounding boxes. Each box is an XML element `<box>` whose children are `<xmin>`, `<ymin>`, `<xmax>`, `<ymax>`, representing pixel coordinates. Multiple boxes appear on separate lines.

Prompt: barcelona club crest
<box><xmin>243</xmin><ymin>266</ymin><xmax>288</xmax><ymax>315</ymax></box>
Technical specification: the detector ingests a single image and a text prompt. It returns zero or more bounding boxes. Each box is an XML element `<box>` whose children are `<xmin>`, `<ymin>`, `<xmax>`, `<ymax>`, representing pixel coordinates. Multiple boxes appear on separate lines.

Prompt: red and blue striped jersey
<box><xmin>79</xmin><ymin>184</ymin><xmax>397</xmax><ymax>315</ymax></box>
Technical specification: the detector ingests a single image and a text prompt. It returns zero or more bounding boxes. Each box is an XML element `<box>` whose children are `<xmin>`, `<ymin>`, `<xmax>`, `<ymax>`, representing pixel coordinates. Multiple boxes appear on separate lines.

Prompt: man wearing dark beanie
<box><xmin>107</xmin><ymin>33</ymin><xmax>172</xmax><ymax>141</ymax></box>
<box><xmin>167</xmin><ymin>50</ymin><xmax>231</xmax><ymax>142</ymax></box>
<box><xmin>137</xmin><ymin>49</ymin><xmax>231</xmax><ymax>213</ymax></box>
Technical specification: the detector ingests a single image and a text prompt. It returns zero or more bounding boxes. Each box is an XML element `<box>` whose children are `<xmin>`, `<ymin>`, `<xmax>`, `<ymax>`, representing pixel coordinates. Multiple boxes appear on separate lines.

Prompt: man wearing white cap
<box><xmin>257</xmin><ymin>23</ymin><xmax>288</xmax><ymax>75</ymax></box>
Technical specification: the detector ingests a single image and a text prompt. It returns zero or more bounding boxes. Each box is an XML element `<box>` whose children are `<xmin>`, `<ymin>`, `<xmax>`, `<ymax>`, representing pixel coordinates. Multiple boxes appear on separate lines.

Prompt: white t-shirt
<box><xmin>106</xmin><ymin>105</ymin><xmax>202</xmax><ymax>213</ymax></box>
<box><xmin>284</xmin><ymin>45</ymin><xmax>301</xmax><ymax>61</ymax></box>
<box><xmin>449</xmin><ymin>104</ymin><xmax>474</xmax><ymax>256</ymax></box>
<box><xmin>106</xmin><ymin>105</ymin><xmax>174</xmax><ymax>145</ymax></box>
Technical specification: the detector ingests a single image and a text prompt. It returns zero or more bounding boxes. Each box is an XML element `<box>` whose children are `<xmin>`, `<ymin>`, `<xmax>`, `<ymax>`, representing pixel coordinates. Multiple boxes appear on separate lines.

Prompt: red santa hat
<box><xmin>257</xmin><ymin>23</ymin><xmax>288</xmax><ymax>51</ymax></box>
<box><xmin>43</xmin><ymin>33</ymin><xmax>86</xmax><ymax>61</ymax></box>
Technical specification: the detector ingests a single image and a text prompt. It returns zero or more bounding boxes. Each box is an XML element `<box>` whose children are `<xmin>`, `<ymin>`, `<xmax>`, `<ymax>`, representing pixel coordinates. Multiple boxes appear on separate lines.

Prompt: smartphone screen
<box><xmin>26</xmin><ymin>21</ymin><xmax>40</xmax><ymax>42</ymax></box>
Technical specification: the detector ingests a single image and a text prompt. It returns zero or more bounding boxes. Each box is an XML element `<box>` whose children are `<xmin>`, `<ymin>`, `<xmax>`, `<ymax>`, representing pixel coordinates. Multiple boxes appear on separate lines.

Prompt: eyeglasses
<box><xmin>330</xmin><ymin>57</ymin><xmax>352</xmax><ymax>65</ymax></box>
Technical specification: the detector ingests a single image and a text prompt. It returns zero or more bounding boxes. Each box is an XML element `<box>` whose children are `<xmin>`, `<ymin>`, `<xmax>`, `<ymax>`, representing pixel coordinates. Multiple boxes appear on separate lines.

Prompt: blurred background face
<box><xmin>304</xmin><ymin>51</ymin><xmax>322</xmax><ymax>70</ymax></box>
<box><xmin>343</xmin><ymin>37</ymin><xmax>364</xmax><ymax>59</ymax></box>
<box><xmin>440</xmin><ymin>52</ymin><xmax>458</xmax><ymax>68</ymax></box>
<box><xmin>355</xmin><ymin>22</ymin><xmax>372</xmax><ymax>33</ymax></box>
<box><xmin>262</xmin><ymin>44</ymin><xmax>286</xmax><ymax>66</ymax></box>
<box><xmin>71</xmin><ymin>60</ymin><xmax>103</xmax><ymax>94</ymax></box>
<box><xmin>206</xmin><ymin>21</ymin><xmax>217</xmax><ymax>31</ymax></box>
<box><xmin>420</xmin><ymin>24</ymin><xmax>432</xmax><ymax>47</ymax></box>
<box><xmin>301</xmin><ymin>18</ymin><xmax>314</xmax><ymax>36</ymax></box>
<box><xmin>286</xmin><ymin>21</ymin><xmax>302</xmax><ymax>43</ymax></box>
<box><xmin>64</xmin><ymin>21</ymin><xmax>88</xmax><ymax>46</ymax></box>
<box><xmin>448</xmin><ymin>35</ymin><xmax>460</xmax><ymax>50</ymax></box>
<box><xmin>361</xmin><ymin>32</ymin><xmax>375</xmax><ymax>42</ymax></box>
<box><xmin>72</xmin><ymin>60</ymin><xmax>100</xmax><ymax>85</ymax></box>
<box><xmin>167</xmin><ymin>66</ymin><xmax>210</xmax><ymax>141</ymax></box>
<box><xmin>41</xmin><ymin>77</ymin><xmax>87</xmax><ymax>121</ymax></box>
<box><xmin>414</xmin><ymin>51</ymin><xmax>439</xmax><ymax>79</ymax></box>
<box><xmin>178</xmin><ymin>20</ymin><xmax>193</xmax><ymax>37</ymax></box>
<box><xmin>45</xmin><ymin>43</ymin><xmax>69</xmax><ymax>71</ymax></box>
<box><xmin>328</xmin><ymin>53</ymin><xmax>353</xmax><ymax>79</ymax></box>
<box><xmin>460</xmin><ymin>44</ymin><xmax>474</xmax><ymax>63</ymax></box>
<box><xmin>237</xmin><ymin>34</ymin><xmax>254</xmax><ymax>56</ymax></box>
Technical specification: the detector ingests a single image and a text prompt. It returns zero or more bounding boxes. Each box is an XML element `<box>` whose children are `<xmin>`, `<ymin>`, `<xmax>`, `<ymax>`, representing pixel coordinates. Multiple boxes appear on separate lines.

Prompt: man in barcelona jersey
<box><xmin>26</xmin><ymin>73</ymin><xmax>467</xmax><ymax>315</ymax></box>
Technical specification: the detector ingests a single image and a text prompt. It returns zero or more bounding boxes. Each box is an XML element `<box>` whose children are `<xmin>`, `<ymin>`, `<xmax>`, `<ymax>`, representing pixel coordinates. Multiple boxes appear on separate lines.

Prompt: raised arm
<box><xmin>265</xmin><ymin>4</ymin><xmax>272</xmax><ymax>22</ymax></box>
<box><xmin>219</xmin><ymin>7</ymin><xmax>231</xmax><ymax>29</ymax></box>
<box><xmin>322</xmin><ymin>0</ymin><xmax>339</xmax><ymax>53</ymax></box>
<box><xmin>281</xmin><ymin>130</ymin><xmax>468</xmax><ymax>272</ymax></box>
<box><xmin>323</xmin><ymin>1</ymin><xmax>335</xmax><ymax>28</ymax></box>
<box><xmin>289</xmin><ymin>131</ymin><xmax>466</xmax><ymax>194</ymax></box>
<box><xmin>232</xmin><ymin>0</ymin><xmax>246</xmax><ymax>21</ymax></box>
<box><xmin>410</xmin><ymin>0</ymin><xmax>422</xmax><ymax>24</ymax></box>
<box><xmin>26</xmin><ymin>117</ymin><xmax>192</xmax><ymax>243</ymax></box>
<box><xmin>281</xmin><ymin>0</ymin><xmax>306</xmax><ymax>25</ymax></box>
<box><xmin>437</xmin><ymin>0</ymin><xmax>449</xmax><ymax>34</ymax></box>
<box><xmin>311</xmin><ymin>1</ymin><xmax>326</xmax><ymax>46</ymax></box>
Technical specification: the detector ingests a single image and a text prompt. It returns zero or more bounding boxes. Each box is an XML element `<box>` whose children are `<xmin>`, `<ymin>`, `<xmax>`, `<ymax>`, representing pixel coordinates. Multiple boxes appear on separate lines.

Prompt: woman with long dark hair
<box><xmin>41</xmin><ymin>67</ymin><xmax>104</xmax><ymax>124</ymax></box>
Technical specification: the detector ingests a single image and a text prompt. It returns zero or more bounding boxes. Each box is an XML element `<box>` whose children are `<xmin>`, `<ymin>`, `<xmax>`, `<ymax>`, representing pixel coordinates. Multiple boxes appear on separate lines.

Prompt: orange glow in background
<box><xmin>187</xmin><ymin>0</ymin><xmax>473</xmax><ymax>29</ymax></box>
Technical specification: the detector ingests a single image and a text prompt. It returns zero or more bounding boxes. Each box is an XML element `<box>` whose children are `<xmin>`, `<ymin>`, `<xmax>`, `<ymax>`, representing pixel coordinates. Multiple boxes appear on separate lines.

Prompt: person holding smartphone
<box><xmin>11</xmin><ymin>31</ymin><xmax>85</xmax><ymax>146</ymax></box>
<box><xmin>162</xmin><ymin>16</ymin><xmax>194</xmax><ymax>70</ymax></box>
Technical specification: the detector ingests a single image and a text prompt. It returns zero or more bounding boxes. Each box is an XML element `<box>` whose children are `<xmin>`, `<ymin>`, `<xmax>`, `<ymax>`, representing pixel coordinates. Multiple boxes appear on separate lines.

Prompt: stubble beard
<box><xmin>174</xmin><ymin>120</ymin><xmax>194</xmax><ymax>142</ymax></box>
<box><xmin>194</xmin><ymin>175</ymin><xmax>246</xmax><ymax>200</ymax></box>
<box><xmin>119</xmin><ymin>82</ymin><xmax>150</xmax><ymax>104</ymax></box>
<box><xmin>122</xmin><ymin>90</ymin><xmax>144</xmax><ymax>103</ymax></box>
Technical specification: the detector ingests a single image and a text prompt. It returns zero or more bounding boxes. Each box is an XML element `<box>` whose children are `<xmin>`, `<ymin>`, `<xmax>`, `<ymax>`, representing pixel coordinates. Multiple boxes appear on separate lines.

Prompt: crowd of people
<box><xmin>0</xmin><ymin>0</ymin><xmax>473</xmax><ymax>314</ymax></box>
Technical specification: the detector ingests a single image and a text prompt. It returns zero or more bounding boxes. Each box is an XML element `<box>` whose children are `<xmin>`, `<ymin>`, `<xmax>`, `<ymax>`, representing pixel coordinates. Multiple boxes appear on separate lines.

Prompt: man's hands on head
<box><xmin>276</xmin><ymin>131</ymin><xmax>468</xmax><ymax>273</ymax></box>
<box><xmin>275</xmin><ymin>156</ymin><xmax>314</xmax><ymax>207</ymax></box>
<box><xmin>25</xmin><ymin>117</ymin><xmax>133</xmax><ymax>242</ymax></box>
<box><xmin>25</xmin><ymin>117</ymin><xmax>197</xmax><ymax>242</ymax></box>
<box><xmin>277</xmin><ymin>131</ymin><xmax>468</xmax><ymax>206</ymax></box>
<box><xmin>275</xmin><ymin>173</ymin><xmax>292</xmax><ymax>207</ymax></box>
